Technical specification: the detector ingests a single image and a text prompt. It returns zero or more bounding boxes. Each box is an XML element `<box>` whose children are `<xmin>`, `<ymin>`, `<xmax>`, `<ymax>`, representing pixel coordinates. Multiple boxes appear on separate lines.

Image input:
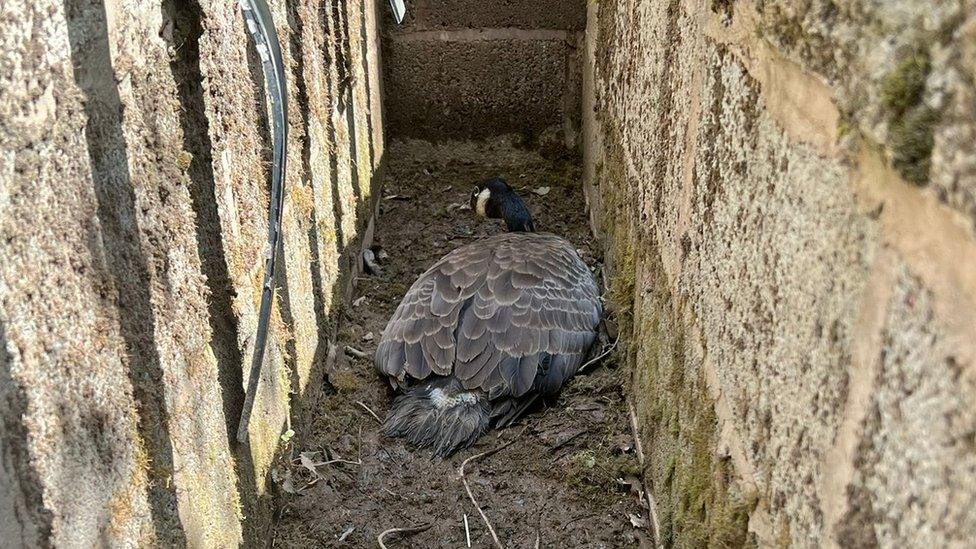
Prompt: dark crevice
<box><xmin>64</xmin><ymin>0</ymin><xmax>185</xmax><ymax>543</ymax></box>
<box><xmin>343</xmin><ymin>0</ymin><xmax>363</xmax><ymax>203</ymax></box>
<box><xmin>283</xmin><ymin>0</ymin><xmax>314</xmax><ymax>399</ymax></box>
<box><xmin>159</xmin><ymin>1</ymin><xmax>270</xmax><ymax>541</ymax></box>
<box><xmin>162</xmin><ymin>0</ymin><xmax>243</xmax><ymax>453</ymax></box>
<box><xmin>321</xmin><ymin>0</ymin><xmax>347</xmax><ymax>247</ymax></box>
<box><xmin>358</xmin><ymin>0</ymin><xmax>376</xmax><ymax>173</ymax></box>
<box><xmin>346</xmin><ymin>88</ymin><xmax>363</xmax><ymax>203</ymax></box>
<box><xmin>244</xmin><ymin>11</ymin><xmax>274</xmax><ymax>182</ymax></box>
<box><xmin>334</xmin><ymin>0</ymin><xmax>363</xmax><ymax>204</ymax></box>
<box><xmin>701</xmin><ymin>50</ymin><xmax>726</xmax><ymax>226</ymax></box>
<box><xmin>650</xmin><ymin>0</ymin><xmax>682</xmax><ymax>224</ymax></box>
<box><xmin>272</xmin><ymin>239</ymin><xmax>298</xmax><ymax>396</ymax></box>
<box><xmin>0</xmin><ymin>322</ymin><xmax>53</xmax><ymax>547</ymax></box>
<box><xmin>285</xmin><ymin>0</ymin><xmax>340</xmax><ymax>408</ymax></box>
<box><xmin>332</xmin><ymin>0</ymin><xmax>353</xmax><ymax>108</ymax></box>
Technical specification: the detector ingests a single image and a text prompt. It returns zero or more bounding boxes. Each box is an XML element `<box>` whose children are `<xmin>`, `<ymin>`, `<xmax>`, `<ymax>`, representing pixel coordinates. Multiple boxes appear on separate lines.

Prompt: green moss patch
<box><xmin>879</xmin><ymin>51</ymin><xmax>941</xmax><ymax>186</ymax></box>
<box><xmin>595</xmin><ymin>122</ymin><xmax>757</xmax><ymax>547</ymax></box>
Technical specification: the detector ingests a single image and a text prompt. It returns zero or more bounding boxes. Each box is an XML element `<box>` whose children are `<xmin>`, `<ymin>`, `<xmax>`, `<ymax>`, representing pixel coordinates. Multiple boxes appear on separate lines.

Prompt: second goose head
<box><xmin>470</xmin><ymin>177</ymin><xmax>535</xmax><ymax>233</ymax></box>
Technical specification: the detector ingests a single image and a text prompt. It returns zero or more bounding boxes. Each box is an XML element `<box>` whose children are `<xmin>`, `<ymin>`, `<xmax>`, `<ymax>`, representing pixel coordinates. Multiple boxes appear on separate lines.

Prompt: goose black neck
<box><xmin>497</xmin><ymin>192</ymin><xmax>535</xmax><ymax>233</ymax></box>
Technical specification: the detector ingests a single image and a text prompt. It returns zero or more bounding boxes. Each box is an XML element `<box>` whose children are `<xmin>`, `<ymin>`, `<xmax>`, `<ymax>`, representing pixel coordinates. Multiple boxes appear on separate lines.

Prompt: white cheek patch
<box><xmin>475</xmin><ymin>188</ymin><xmax>491</xmax><ymax>217</ymax></box>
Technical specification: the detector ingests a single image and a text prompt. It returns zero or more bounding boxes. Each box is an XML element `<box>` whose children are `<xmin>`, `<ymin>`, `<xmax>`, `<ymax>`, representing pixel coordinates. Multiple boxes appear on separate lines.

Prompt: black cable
<box><xmin>237</xmin><ymin>0</ymin><xmax>288</xmax><ymax>443</ymax></box>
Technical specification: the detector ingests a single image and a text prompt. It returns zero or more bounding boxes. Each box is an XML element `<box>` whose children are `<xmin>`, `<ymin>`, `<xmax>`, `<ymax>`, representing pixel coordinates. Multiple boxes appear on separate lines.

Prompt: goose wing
<box><xmin>375</xmin><ymin>233</ymin><xmax>602</xmax><ymax>399</ymax></box>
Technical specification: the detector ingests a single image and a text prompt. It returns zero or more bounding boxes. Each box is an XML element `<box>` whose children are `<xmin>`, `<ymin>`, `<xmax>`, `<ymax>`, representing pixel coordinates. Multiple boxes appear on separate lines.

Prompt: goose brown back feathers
<box><xmin>375</xmin><ymin>232</ymin><xmax>601</xmax><ymax>413</ymax></box>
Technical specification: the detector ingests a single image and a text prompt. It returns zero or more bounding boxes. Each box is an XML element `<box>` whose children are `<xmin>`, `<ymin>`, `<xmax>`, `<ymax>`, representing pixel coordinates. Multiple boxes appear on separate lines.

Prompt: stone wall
<box><xmin>0</xmin><ymin>0</ymin><xmax>384</xmax><ymax>545</ymax></box>
<box><xmin>382</xmin><ymin>0</ymin><xmax>585</xmax><ymax>144</ymax></box>
<box><xmin>584</xmin><ymin>0</ymin><xmax>976</xmax><ymax>546</ymax></box>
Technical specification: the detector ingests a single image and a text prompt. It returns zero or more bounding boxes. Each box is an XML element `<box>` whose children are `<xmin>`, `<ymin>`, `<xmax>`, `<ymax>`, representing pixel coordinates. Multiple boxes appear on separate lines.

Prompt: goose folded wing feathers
<box><xmin>376</xmin><ymin>233</ymin><xmax>601</xmax><ymax>400</ymax></box>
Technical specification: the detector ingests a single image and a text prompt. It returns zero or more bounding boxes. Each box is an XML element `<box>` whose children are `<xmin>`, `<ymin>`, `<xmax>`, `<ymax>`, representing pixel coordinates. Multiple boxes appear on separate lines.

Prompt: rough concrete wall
<box><xmin>0</xmin><ymin>0</ymin><xmax>384</xmax><ymax>545</ymax></box>
<box><xmin>382</xmin><ymin>0</ymin><xmax>585</xmax><ymax>143</ymax></box>
<box><xmin>584</xmin><ymin>0</ymin><xmax>976</xmax><ymax>547</ymax></box>
<box><xmin>1</xmin><ymin>0</ymin><xmax>155</xmax><ymax>544</ymax></box>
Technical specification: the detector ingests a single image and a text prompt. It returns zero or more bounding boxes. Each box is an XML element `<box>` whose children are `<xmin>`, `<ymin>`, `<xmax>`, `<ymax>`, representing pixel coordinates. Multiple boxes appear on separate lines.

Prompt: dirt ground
<box><xmin>272</xmin><ymin>139</ymin><xmax>650</xmax><ymax>548</ymax></box>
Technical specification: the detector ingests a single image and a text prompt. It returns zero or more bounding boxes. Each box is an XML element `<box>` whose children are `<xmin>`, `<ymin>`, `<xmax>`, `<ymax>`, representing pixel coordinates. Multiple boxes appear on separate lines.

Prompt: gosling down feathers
<box><xmin>374</xmin><ymin>178</ymin><xmax>602</xmax><ymax>456</ymax></box>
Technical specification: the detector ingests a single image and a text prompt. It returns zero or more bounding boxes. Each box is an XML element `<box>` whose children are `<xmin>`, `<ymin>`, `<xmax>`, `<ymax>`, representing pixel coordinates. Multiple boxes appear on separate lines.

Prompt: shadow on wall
<box><xmin>288</xmin><ymin>0</ymin><xmax>338</xmax><ymax>410</ymax></box>
<box><xmin>159</xmin><ymin>0</ymin><xmax>272</xmax><ymax>541</ymax></box>
<box><xmin>0</xmin><ymin>322</ymin><xmax>53</xmax><ymax>545</ymax></box>
<box><xmin>162</xmin><ymin>0</ymin><xmax>245</xmax><ymax>451</ymax></box>
<box><xmin>63</xmin><ymin>0</ymin><xmax>185</xmax><ymax>544</ymax></box>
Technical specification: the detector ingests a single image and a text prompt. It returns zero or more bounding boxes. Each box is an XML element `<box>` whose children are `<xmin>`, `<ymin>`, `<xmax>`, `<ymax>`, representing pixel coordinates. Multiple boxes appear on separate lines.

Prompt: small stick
<box><xmin>376</xmin><ymin>523</ymin><xmax>431</xmax><ymax>549</ymax></box>
<box><xmin>577</xmin><ymin>336</ymin><xmax>619</xmax><ymax>375</ymax></box>
<box><xmin>464</xmin><ymin>514</ymin><xmax>472</xmax><ymax>547</ymax></box>
<box><xmin>459</xmin><ymin>428</ymin><xmax>527</xmax><ymax>549</ymax></box>
<box><xmin>627</xmin><ymin>400</ymin><xmax>645</xmax><ymax>466</ymax></box>
<box><xmin>627</xmin><ymin>399</ymin><xmax>662</xmax><ymax>548</ymax></box>
<box><xmin>291</xmin><ymin>451</ymin><xmax>363</xmax><ymax>467</ymax></box>
<box><xmin>356</xmin><ymin>400</ymin><xmax>383</xmax><ymax>424</ymax></box>
<box><xmin>344</xmin><ymin>345</ymin><xmax>369</xmax><ymax>359</ymax></box>
<box><xmin>306</xmin><ymin>457</ymin><xmax>362</xmax><ymax>467</ymax></box>
<box><xmin>292</xmin><ymin>450</ymin><xmax>362</xmax><ymax>469</ymax></box>
<box><xmin>296</xmin><ymin>476</ymin><xmax>320</xmax><ymax>492</ymax></box>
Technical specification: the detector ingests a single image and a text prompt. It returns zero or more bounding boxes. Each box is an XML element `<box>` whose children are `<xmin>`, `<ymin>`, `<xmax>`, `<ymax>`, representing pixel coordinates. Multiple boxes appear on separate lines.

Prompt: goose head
<box><xmin>470</xmin><ymin>177</ymin><xmax>536</xmax><ymax>233</ymax></box>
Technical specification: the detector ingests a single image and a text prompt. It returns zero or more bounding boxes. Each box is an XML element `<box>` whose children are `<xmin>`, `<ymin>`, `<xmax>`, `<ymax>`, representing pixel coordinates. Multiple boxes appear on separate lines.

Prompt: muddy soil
<box><xmin>272</xmin><ymin>139</ymin><xmax>650</xmax><ymax>548</ymax></box>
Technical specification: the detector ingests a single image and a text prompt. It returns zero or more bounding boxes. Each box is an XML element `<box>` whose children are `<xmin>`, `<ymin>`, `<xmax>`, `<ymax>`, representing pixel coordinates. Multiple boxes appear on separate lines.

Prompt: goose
<box><xmin>374</xmin><ymin>178</ymin><xmax>602</xmax><ymax>456</ymax></box>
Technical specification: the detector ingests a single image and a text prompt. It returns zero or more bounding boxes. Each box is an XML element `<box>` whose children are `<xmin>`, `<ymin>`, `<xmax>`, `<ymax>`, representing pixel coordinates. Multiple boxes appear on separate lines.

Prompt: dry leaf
<box><xmin>299</xmin><ymin>452</ymin><xmax>323</xmax><ymax>477</ymax></box>
<box><xmin>279</xmin><ymin>469</ymin><xmax>297</xmax><ymax>494</ymax></box>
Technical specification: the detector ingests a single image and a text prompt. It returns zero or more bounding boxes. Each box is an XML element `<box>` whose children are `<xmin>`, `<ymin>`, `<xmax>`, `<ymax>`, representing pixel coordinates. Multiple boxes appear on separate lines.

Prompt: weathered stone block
<box><xmin>384</xmin><ymin>36</ymin><xmax>575</xmax><ymax>140</ymax></box>
<box><xmin>389</xmin><ymin>0</ymin><xmax>587</xmax><ymax>31</ymax></box>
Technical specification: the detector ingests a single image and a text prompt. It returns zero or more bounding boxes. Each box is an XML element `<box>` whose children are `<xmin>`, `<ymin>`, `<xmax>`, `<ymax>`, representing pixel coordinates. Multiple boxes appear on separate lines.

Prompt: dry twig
<box><xmin>628</xmin><ymin>401</ymin><xmax>646</xmax><ymax>466</ymax></box>
<box><xmin>311</xmin><ymin>457</ymin><xmax>361</xmax><ymax>467</ymax></box>
<box><xmin>376</xmin><ymin>523</ymin><xmax>431</xmax><ymax>548</ymax></box>
<box><xmin>577</xmin><ymin>335</ymin><xmax>619</xmax><ymax>375</ymax></box>
<box><xmin>628</xmin><ymin>400</ymin><xmax>662</xmax><ymax>548</ymax></box>
<box><xmin>459</xmin><ymin>428</ymin><xmax>527</xmax><ymax>549</ymax></box>
<box><xmin>344</xmin><ymin>345</ymin><xmax>369</xmax><ymax>359</ymax></box>
<box><xmin>356</xmin><ymin>400</ymin><xmax>383</xmax><ymax>424</ymax></box>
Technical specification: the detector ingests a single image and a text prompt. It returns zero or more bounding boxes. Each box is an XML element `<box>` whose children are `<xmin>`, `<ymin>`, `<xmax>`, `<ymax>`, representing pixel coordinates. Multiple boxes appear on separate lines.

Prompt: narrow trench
<box><xmin>273</xmin><ymin>140</ymin><xmax>647</xmax><ymax>547</ymax></box>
